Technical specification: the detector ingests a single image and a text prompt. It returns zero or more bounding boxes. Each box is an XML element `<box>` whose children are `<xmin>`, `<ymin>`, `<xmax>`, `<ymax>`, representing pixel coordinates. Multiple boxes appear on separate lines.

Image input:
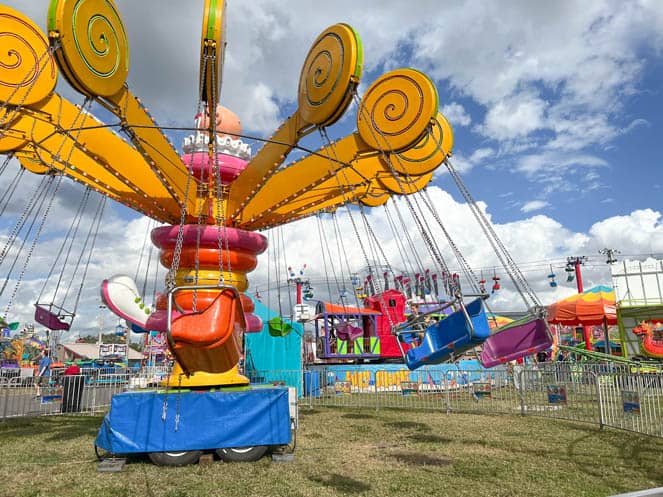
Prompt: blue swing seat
<box><xmin>405</xmin><ymin>298</ymin><xmax>491</xmax><ymax>370</ymax></box>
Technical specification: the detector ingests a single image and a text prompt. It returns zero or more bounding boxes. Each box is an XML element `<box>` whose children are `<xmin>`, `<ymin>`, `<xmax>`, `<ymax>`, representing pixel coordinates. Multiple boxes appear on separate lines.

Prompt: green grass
<box><xmin>0</xmin><ymin>408</ymin><xmax>662</xmax><ymax>497</ymax></box>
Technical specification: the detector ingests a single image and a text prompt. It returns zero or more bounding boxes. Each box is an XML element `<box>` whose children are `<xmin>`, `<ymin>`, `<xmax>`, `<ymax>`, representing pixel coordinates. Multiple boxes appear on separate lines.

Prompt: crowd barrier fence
<box><xmin>1</xmin><ymin>362</ymin><xmax>661</xmax><ymax>439</ymax></box>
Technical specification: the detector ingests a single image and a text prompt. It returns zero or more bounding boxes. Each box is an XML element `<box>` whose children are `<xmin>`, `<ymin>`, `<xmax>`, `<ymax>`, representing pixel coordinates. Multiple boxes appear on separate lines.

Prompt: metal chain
<box><xmin>165</xmin><ymin>165</ymin><xmax>194</xmax><ymax>290</ymax></box>
<box><xmin>3</xmin><ymin>174</ymin><xmax>63</xmax><ymax>318</ymax></box>
<box><xmin>0</xmin><ymin>153</ymin><xmax>13</xmax><ymax>178</ymax></box>
<box><xmin>419</xmin><ymin>189</ymin><xmax>481</xmax><ymax>295</ymax></box>
<box><xmin>317</xmin><ymin>124</ymin><xmax>401</xmax><ymax>330</ymax></box>
<box><xmin>315</xmin><ymin>214</ymin><xmax>337</xmax><ymax>307</ymax></box>
<box><xmin>351</xmin><ymin>92</ymin><xmax>453</xmax><ymax>286</ymax></box>
<box><xmin>0</xmin><ymin>166</ymin><xmax>25</xmax><ymax>223</ymax></box>
<box><xmin>0</xmin><ymin>174</ymin><xmax>49</xmax><ymax>269</ymax></box>
<box><xmin>38</xmin><ymin>187</ymin><xmax>91</xmax><ymax>302</ymax></box>
<box><xmin>70</xmin><ymin>195</ymin><xmax>107</xmax><ymax>315</ymax></box>
<box><xmin>208</xmin><ymin>50</ymin><xmax>232</xmax><ymax>286</ymax></box>
<box><xmin>443</xmin><ymin>157</ymin><xmax>540</xmax><ymax>308</ymax></box>
<box><xmin>174</xmin><ymin>373</ymin><xmax>183</xmax><ymax>431</ymax></box>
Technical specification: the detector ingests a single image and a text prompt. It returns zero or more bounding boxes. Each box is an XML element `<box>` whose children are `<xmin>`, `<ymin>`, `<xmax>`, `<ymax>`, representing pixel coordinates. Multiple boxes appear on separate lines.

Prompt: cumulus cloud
<box><xmin>478</xmin><ymin>94</ymin><xmax>547</xmax><ymax>141</ymax></box>
<box><xmin>441</xmin><ymin>103</ymin><xmax>471</xmax><ymax>127</ymax></box>
<box><xmin>589</xmin><ymin>209</ymin><xmax>663</xmax><ymax>255</ymax></box>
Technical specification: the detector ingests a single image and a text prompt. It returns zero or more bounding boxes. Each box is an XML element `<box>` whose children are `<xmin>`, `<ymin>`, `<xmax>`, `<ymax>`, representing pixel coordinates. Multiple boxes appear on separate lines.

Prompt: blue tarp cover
<box><xmin>95</xmin><ymin>387</ymin><xmax>291</xmax><ymax>453</ymax></box>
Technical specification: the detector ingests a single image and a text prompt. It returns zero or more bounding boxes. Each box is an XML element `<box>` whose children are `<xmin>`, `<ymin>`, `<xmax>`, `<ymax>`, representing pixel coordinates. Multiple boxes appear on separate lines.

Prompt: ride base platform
<box><xmin>95</xmin><ymin>386</ymin><xmax>291</xmax><ymax>454</ymax></box>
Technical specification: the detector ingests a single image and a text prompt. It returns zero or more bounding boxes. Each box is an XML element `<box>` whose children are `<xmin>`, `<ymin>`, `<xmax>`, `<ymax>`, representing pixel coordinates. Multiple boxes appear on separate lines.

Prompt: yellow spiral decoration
<box><xmin>391</xmin><ymin>112</ymin><xmax>454</xmax><ymax>176</ymax></box>
<box><xmin>49</xmin><ymin>0</ymin><xmax>129</xmax><ymax>97</ymax></box>
<box><xmin>298</xmin><ymin>23</ymin><xmax>362</xmax><ymax>127</ymax></box>
<box><xmin>357</xmin><ymin>68</ymin><xmax>438</xmax><ymax>153</ymax></box>
<box><xmin>0</xmin><ymin>6</ymin><xmax>57</xmax><ymax>105</ymax></box>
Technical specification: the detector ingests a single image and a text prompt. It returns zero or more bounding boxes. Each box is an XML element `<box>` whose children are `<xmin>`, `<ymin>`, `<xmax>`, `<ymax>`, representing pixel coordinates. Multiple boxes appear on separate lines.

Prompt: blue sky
<box><xmin>1</xmin><ymin>0</ymin><xmax>662</xmax><ymax>338</ymax></box>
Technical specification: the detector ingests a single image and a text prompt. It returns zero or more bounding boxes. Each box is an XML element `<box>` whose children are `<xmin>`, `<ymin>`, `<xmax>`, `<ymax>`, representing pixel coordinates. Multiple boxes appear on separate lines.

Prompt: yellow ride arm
<box><xmin>2</xmin><ymin>94</ymin><xmax>186</xmax><ymax>222</ymax></box>
<box><xmin>227</xmin><ymin>24</ymin><xmax>363</xmax><ymax>222</ymax></box>
<box><xmin>234</xmin><ymin>107</ymin><xmax>452</xmax><ymax>231</ymax></box>
<box><xmin>48</xmin><ymin>0</ymin><xmax>198</xmax><ymax>217</ymax></box>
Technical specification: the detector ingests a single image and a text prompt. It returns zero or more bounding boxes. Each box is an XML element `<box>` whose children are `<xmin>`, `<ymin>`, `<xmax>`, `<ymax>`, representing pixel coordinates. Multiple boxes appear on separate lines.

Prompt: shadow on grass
<box><xmin>298</xmin><ymin>408</ymin><xmax>320</xmax><ymax>416</ymax></box>
<box><xmin>309</xmin><ymin>473</ymin><xmax>371</xmax><ymax>494</ymax></box>
<box><xmin>565</xmin><ymin>427</ymin><xmax>663</xmax><ymax>487</ymax></box>
<box><xmin>384</xmin><ymin>421</ymin><xmax>430</xmax><ymax>431</ymax></box>
<box><xmin>407</xmin><ymin>433</ymin><xmax>452</xmax><ymax>444</ymax></box>
<box><xmin>341</xmin><ymin>412</ymin><xmax>375</xmax><ymax>420</ymax></box>
<box><xmin>0</xmin><ymin>415</ymin><xmax>101</xmax><ymax>443</ymax></box>
<box><xmin>389</xmin><ymin>451</ymin><xmax>451</xmax><ymax>467</ymax></box>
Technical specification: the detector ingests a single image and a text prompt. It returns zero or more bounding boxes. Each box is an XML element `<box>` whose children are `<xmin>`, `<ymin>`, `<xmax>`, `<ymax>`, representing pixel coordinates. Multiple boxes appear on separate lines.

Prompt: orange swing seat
<box><xmin>168</xmin><ymin>288</ymin><xmax>245</xmax><ymax>374</ymax></box>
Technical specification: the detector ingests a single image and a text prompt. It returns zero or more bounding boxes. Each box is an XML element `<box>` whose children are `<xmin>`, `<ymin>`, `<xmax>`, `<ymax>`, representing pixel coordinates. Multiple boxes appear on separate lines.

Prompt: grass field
<box><xmin>0</xmin><ymin>407</ymin><xmax>662</xmax><ymax>497</ymax></box>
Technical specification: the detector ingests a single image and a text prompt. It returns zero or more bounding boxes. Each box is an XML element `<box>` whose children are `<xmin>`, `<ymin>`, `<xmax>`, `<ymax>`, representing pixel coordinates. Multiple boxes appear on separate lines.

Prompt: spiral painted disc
<box><xmin>49</xmin><ymin>0</ymin><xmax>129</xmax><ymax>97</ymax></box>
<box><xmin>0</xmin><ymin>6</ymin><xmax>58</xmax><ymax>105</ymax></box>
<box><xmin>357</xmin><ymin>68</ymin><xmax>438</xmax><ymax>153</ymax></box>
<box><xmin>390</xmin><ymin>112</ymin><xmax>454</xmax><ymax>176</ymax></box>
<box><xmin>298</xmin><ymin>23</ymin><xmax>362</xmax><ymax>127</ymax></box>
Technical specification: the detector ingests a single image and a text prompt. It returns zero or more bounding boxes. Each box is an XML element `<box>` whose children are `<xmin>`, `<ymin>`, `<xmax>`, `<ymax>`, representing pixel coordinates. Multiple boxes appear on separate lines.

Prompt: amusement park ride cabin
<box><xmin>0</xmin><ymin>0</ymin><xmax>551</xmax><ymax>465</ymax></box>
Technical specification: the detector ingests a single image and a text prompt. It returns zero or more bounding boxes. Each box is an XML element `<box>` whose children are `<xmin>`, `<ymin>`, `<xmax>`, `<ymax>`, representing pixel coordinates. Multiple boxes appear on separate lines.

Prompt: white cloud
<box><xmin>478</xmin><ymin>94</ymin><xmax>547</xmax><ymax>141</ymax></box>
<box><xmin>237</xmin><ymin>83</ymin><xmax>282</xmax><ymax>134</ymax></box>
<box><xmin>620</xmin><ymin>118</ymin><xmax>650</xmax><ymax>136</ymax></box>
<box><xmin>589</xmin><ymin>209</ymin><xmax>663</xmax><ymax>255</ymax></box>
<box><xmin>521</xmin><ymin>200</ymin><xmax>549</xmax><ymax>213</ymax></box>
<box><xmin>470</xmin><ymin>148</ymin><xmax>494</xmax><ymax>163</ymax></box>
<box><xmin>441</xmin><ymin>102</ymin><xmax>471</xmax><ymax>127</ymax></box>
<box><xmin>516</xmin><ymin>152</ymin><xmax>608</xmax><ymax>180</ymax></box>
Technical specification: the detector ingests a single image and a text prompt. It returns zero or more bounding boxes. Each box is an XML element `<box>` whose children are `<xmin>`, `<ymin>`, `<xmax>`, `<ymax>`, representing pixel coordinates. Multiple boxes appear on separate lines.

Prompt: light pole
<box><xmin>98</xmin><ymin>304</ymin><xmax>106</xmax><ymax>346</ymax></box>
<box><xmin>566</xmin><ymin>256</ymin><xmax>590</xmax><ymax>350</ymax></box>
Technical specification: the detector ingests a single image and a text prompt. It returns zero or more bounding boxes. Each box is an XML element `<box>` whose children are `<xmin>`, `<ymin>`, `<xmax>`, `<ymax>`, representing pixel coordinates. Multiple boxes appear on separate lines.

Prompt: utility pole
<box><xmin>566</xmin><ymin>256</ymin><xmax>590</xmax><ymax>350</ymax></box>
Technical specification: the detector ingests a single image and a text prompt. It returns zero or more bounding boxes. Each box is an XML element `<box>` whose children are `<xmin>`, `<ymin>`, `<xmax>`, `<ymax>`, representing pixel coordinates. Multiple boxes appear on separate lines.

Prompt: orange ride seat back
<box><xmin>169</xmin><ymin>288</ymin><xmax>245</xmax><ymax>374</ymax></box>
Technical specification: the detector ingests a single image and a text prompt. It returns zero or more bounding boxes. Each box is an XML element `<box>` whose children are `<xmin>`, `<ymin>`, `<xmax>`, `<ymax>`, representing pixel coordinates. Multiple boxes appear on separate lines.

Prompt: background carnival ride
<box><xmin>0</xmin><ymin>0</ymin><xmax>555</xmax><ymax>464</ymax></box>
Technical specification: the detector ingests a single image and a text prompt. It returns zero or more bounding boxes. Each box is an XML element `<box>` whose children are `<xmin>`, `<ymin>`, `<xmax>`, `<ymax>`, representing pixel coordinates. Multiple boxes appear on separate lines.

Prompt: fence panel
<box><xmin>305</xmin><ymin>368</ymin><xmax>378</xmax><ymax>410</ymax></box>
<box><xmin>0</xmin><ymin>373</ymin><xmax>130</xmax><ymax>419</ymax></box>
<box><xmin>599</xmin><ymin>373</ymin><xmax>663</xmax><ymax>438</ymax></box>
<box><xmin>517</xmin><ymin>363</ymin><xmax>601</xmax><ymax>426</ymax></box>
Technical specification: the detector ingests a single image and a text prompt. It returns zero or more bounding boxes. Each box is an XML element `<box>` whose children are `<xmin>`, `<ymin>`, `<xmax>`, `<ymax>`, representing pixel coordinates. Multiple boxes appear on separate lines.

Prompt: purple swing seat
<box><xmin>335</xmin><ymin>322</ymin><xmax>364</xmax><ymax>341</ymax></box>
<box><xmin>34</xmin><ymin>304</ymin><xmax>71</xmax><ymax>331</ymax></box>
<box><xmin>479</xmin><ymin>317</ymin><xmax>551</xmax><ymax>368</ymax></box>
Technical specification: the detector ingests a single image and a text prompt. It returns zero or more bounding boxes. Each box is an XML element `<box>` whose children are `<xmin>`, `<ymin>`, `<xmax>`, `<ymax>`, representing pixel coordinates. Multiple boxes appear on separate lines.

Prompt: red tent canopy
<box><xmin>547</xmin><ymin>285</ymin><xmax>617</xmax><ymax>326</ymax></box>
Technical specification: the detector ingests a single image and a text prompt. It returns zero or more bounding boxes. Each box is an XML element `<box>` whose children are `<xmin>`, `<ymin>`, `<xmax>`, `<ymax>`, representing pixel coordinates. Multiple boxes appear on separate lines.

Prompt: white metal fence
<box><xmin>1</xmin><ymin>362</ymin><xmax>662</xmax><ymax>439</ymax></box>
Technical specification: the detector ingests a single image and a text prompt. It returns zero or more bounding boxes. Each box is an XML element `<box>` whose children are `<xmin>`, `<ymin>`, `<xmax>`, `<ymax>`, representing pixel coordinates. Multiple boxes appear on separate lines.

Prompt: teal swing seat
<box><xmin>405</xmin><ymin>298</ymin><xmax>491</xmax><ymax>370</ymax></box>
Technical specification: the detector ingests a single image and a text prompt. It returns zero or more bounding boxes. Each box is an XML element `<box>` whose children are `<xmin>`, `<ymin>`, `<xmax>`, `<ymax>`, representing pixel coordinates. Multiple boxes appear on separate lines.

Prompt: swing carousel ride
<box><xmin>0</xmin><ymin>0</ymin><xmax>554</xmax><ymax>464</ymax></box>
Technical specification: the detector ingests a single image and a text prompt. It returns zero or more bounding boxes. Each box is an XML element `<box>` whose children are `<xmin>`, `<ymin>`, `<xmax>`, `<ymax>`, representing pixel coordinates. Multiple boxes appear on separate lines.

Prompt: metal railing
<box><xmin>0</xmin><ymin>372</ymin><xmax>129</xmax><ymax>419</ymax></box>
<box><xmin>1</xmin><ymin>362</ymin><xmax>662</xmax><ymax>440</ymax></box>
